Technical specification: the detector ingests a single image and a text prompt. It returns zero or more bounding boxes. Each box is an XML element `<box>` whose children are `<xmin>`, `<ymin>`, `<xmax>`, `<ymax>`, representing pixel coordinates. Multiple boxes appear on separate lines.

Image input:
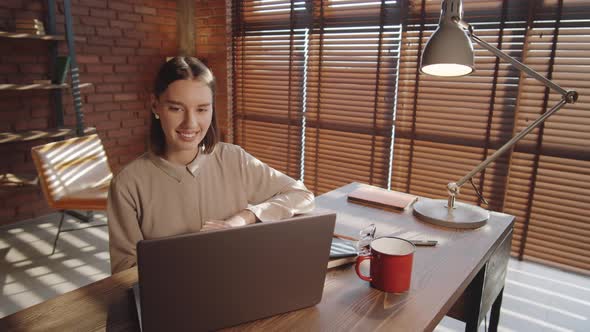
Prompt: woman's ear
<box><xmin>150</xmin><ymin>94</ymin><xmax>159</xmax><ymax>119</ymax></box>
<box><xmin>150</xmin><ymin>94</ymin><xmax>158</xmax><ymax>110</ymax></box>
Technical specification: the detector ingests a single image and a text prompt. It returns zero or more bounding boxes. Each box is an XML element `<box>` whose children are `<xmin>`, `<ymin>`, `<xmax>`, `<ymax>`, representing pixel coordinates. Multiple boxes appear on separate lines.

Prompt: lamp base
<box><xmin>413</xmin><ymin>198</ymin><xmax>489</xmax><ymax>229</ymax></box>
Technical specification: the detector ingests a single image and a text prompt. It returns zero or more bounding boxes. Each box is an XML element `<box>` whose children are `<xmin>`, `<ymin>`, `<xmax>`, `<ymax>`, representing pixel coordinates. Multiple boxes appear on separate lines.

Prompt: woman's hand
<box><xmin>201</xmin><ymin>210</ymin><xmax>257</xmax><ymax>232</ymax></box>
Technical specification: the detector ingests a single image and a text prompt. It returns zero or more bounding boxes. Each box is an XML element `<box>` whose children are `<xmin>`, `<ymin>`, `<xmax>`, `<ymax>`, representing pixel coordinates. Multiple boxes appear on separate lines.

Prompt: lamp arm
<box><xmin>445</xmin><ymin>22</ymin><xmax>579</xmax><ymax>208</ymax></box>
<box><xmin>470</xmin><ymin>35</ymin><xmax>570</xmax><ymax>96</ymax></box>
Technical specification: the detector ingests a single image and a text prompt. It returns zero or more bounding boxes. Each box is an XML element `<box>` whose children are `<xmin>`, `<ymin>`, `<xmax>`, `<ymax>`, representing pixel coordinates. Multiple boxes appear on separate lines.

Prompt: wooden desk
<box><xmin>0</xmin><ymin>183</ymin><xmax>514</xmax><ymax>332</ymax></box>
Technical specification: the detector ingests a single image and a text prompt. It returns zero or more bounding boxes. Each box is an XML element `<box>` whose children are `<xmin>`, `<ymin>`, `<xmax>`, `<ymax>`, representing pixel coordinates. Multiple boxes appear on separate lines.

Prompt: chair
<box><xmin>31</xmin><ymin>134</ymin><xmax>113</xmax><ymax>254</ymax></box>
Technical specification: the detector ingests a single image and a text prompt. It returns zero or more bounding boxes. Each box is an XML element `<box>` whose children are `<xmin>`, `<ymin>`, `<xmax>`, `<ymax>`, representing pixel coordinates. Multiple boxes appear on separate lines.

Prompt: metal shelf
<box><xmin>0</xmin><ymin>127</ymin><xmax>96</xmax><ymax>144</ymax></box>
<box><xmin>0</xmin><ymin>83</ymin><xmax>92</xmax><ymax>91</ymax></box>
<box><xmin>0</xmin><ymin>31</ymin><xmax>85</xmax><ymax>42</ymax></box>
<box><xmin>0</xmin><ymin>173</ymin><xmax>38</xmax><ymax>188</ymax></box>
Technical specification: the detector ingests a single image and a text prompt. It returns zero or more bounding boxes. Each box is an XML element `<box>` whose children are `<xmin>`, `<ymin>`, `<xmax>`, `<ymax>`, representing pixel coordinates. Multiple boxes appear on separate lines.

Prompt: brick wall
<box><xmin>0</xmin><ymin>0</ymin><xmax>229</xmax><ymax>226</ymax></box>
<box><xmin>195</xmin><ymin>0</ymin><xmax>229</xmax><ymax>137</ymax></box>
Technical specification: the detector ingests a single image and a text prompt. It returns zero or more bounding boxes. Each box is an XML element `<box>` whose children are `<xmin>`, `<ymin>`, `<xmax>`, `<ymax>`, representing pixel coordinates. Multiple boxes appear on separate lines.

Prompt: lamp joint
<box><xmin>564</xmin><ymin>90</ymin><xmax>579</xmax><ymax>104</ymax></box>
<box><xmin>446</xmin><ymin>182</ymin><xmax>460</xmax><ymax>209</ymax></box>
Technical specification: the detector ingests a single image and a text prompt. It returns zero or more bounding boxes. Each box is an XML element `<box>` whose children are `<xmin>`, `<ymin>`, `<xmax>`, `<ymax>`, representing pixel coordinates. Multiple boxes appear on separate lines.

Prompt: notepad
<box><xmin>347</xmin><ymin>184</ymin><xmax>418</xmax><ymax>212</ymax></box>
<box><xmin>330</xmin><ymin>237</ymin><xmax>357</xmax><ymax>259</ymax></box>
<box><xmin>328</xmin><ymin>237</ymin><xmax>357</xmax><ymax>269</ymax></box>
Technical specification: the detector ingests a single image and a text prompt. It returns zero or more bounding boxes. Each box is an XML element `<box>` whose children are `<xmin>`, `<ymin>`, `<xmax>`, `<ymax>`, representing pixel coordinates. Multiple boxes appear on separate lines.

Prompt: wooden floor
<box><xmin>1</xmin><ymin>213</ymin><xmax>588</xmax><ymax>331</ymax></box>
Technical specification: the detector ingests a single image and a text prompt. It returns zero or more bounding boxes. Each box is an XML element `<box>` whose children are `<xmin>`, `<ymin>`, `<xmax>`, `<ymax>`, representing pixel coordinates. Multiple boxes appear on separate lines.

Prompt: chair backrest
<box><xmin>31</xmin><ymin>134</ymin><xmax>113</xmax><ymax>208</ymax></box>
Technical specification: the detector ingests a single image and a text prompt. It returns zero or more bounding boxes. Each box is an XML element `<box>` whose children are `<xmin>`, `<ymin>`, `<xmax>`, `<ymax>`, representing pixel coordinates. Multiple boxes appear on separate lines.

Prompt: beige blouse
<box><xmin>107</xmin><ymin>142</ymin><xmax>315</xmax><ymax>274</ymax></box>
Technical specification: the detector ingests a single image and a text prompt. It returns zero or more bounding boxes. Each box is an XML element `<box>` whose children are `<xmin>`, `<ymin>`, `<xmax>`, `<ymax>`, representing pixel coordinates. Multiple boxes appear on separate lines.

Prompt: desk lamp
<box><xmin>412</xmin><ymin>0</ymin><xmax>578</xmax><ymax>229</ymax></box>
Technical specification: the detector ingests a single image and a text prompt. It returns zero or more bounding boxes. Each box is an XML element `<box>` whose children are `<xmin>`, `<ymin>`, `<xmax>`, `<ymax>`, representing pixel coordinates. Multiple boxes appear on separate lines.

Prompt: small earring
<box><xmin>154</xmin><ymin>113</ymin><xmax>160</xmax><ymax>119</ymax></box>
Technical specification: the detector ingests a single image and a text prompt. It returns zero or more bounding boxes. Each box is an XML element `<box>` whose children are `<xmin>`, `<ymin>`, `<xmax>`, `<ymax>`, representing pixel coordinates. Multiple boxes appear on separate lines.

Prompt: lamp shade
<box><xmin>420</xmin><ymin>0</ymin><xmax>475</xmax><ymax>77</ymax></box>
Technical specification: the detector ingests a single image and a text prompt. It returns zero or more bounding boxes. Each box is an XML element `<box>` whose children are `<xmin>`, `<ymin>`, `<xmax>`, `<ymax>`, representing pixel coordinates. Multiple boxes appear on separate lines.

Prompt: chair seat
<box><xmin>53</xmin><ymin>183</ymin><xmax>109</xmax><ymax>211</ymax></box>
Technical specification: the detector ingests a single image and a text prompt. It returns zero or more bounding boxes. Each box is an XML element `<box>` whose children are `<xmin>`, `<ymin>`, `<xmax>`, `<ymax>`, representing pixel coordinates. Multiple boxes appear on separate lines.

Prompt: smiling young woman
<box><xmin>106</xmin><ymin>57</ymin><xmax>315</xmax><ymax>274</ymax></box>
<box><xmin>153</xmin><ymin>79</ymin><xmax>214</xmax><ymax>165</ymax></box>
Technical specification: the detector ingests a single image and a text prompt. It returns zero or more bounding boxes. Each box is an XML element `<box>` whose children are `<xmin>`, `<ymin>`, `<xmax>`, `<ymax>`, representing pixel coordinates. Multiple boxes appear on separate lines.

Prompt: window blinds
<box><xmin>232</xmin><ymin>0</ymin><xmax>590</xmax><ymax>273</ymax></box>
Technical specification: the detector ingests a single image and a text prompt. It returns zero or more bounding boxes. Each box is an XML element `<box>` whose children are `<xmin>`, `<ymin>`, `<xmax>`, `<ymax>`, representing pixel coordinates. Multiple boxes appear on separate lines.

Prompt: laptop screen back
<box><xmin>137</xmin><ymin>212</ymin><xmax>336</xmax><ymax>332</ymax></box>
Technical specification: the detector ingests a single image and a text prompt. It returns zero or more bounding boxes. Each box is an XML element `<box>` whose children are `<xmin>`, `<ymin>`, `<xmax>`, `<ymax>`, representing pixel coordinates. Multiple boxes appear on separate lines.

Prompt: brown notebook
<box><xmin>347</xmin><ymin>184</ymin><xmax>418</xmax><ymax>211</ymax></box>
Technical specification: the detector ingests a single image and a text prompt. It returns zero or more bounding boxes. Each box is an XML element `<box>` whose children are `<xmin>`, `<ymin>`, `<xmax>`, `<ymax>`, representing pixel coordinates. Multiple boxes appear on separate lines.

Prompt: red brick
<box><xmin>72</xmin><ymin>25</ymin><xmax>96</xmax><ymax>36</ymax></box>
<box><xmin>96</xmin><ymin>120</ymin><xmax>122</xmax><ymax>130</ymax></box>
<box><xmin>123</xmin><ymin>83</ymin><xmax>144</xmax><ymax>92</ymax></box>
<box><xmin>0</xmin><ymin>208</ymin><xmax>17</xmax><ymax>219</ymax></box>
<box><xmin>94</xmin><ymin>102</ymin><xmax>121</xmax><ymax>112</ymax></box>
<box><xmin>124</xmin><ymin>119</ymin><xmax>146</xmax><ymax>128</ymax></box>
<box><xmin>85</xmin><ymin>111</ymin><xmax>110</xmax><ymax>123</ymax></box>
<box><xmin>162</xmin><ymin>40</ymin><xmax>176</xmax><ymax>50</ymax></box>
<box><xmin>135</xmin><ymin>23</ymin><xmax>159</xmax><ymax>32</ymax></box>
<box><xmin>14</xmin><ymin>118</ymin><xmax>48</xmax><ymax>131</ymax></box>
<box><xmin>141</xmin><ymin>39</ymin><xmax>161</xmax><ymax>48</ymax></box>
<box><xmin>159</xmin><ymin>1</ymin><xmax>177</xmax><ymax>9</ymax></box>
<box><xmin>107</xmin><ymin>128</ymin><xmax>132</xmax><ymax>138</ymax></box>
<box><xmin>77</xmin><ymin>55</ymin><xmax>101</xmax><ymax>64</ymax></box>
<box><xmin>103</xmin><ymin>74</ymin><xmax>130</xmax><ymax>83</ymax></box>
<box><xmin>85</xmin><ymin>64</ymin><xmax>114</xmax><ymax>73</ymax></box>
<box><xmin>87</xmin><ymin>36</ymin><xmax>115</xmax><ymax>46</ymax></box>
<box><xmin>119</xmin><ymin>154</ymin><xmax>136</xmax><ymax>165</ymax></box>
<box><xmin>80</xmin><ymin>16</ymin><xmax>109</xmax><ymax>27</ymax></box>
<box><xmin>21</xmin><ymin>64</ymin><xmax>47</xmax><ymax>74</ymax></box>
<box><xmin>109</xmin><ymin>111</ymin><xmax>135</xmax><ymax>121</ymax></box>
<box><xmin>96</xmin><ymin>83</ymin><xmax>123</xmax><ymax>93</ymax></box>
<box><xmin>115</xmin><ymin>65</ymin><xmax>138</xmax><ymax>73</ymax></box>
<box><xmin>132</xmin><ymin>126</ymin><xmax>149</xmax><ymax>136</ymax></box>
<box><xmin>111</xmin><ymin>47</ymin><xmax>135</xmax><ymax>55</ymax></box>
<box><xmin>207</xmin><ymin>16</ymin><xmax>226</xmax><ymax>26</ymax></box>
<box><xmin>25</xmin><ymin>1</ymin><xmax>43</xmax><ymax>10</ymax></box>
<box><xmin>159</xmin><ymin>25</ymin><xmax>175</xmax><ymax>34</ymax></box>
<box><xmin>90</xmin><ymin>8</ymin><xmax>116</xmax><ymax>19</ymax></box>
<box><xmin>19</xmin><ymin>198</ymin><xmax>50</xmax><ymax>213</ymax></box>
<box><xmin>0</xmin><ymin>64</ymin><xmax>17</xmax><ymax>73</ymax></box>
<box><xmin>96</xmin><ymin>27</ymin><xmax>122</xmax><ymax>37</ymax></box>
<box><xmin>31</xmin><ymin>108</ymin><xmax>51</xmax><ymax>118</ymax></box>
<box><xmin>115</xmin><ymin>39</ymin><xmax>140</xmax><ymax>47</ymax></box>
<box><xmin>81</xmin><ymin>45</ymin><xmax>112</xmax><ymax>55</ymax></box>
<box><xmin>114</xmin><ymin>93</ymin><xmax>137</xmax><ymax>101</ymax></box>
<box><xmin>120</xmin><ymin>101</ymin><xmax>146</xmax><ymax>110</ymax></box>
<box><xmin>79</xmin><ymin>0</ymin><xmax>108</xmax><ymax>8</ymax></box>
<box><xmin>123</xmin><ymin>30</ymin><xmax>146</xmax><ymax>39</ymax></box>
<box><xmin>143</xmin><ymin>15</ymin><xmax>174</xmax><ymax>25</ymax></box>
<box><xmin>2</xmin><ymin>55</ymin><xmax>38</xmax><ymax>63</ymax></box>
<box><xmin>110</xmin><ymin>19</ymin><xmax>135</xmax><ymax>29</ymax></box>
<box><xmin>2</xmin><ymin>0</ymin><xmax>25</xmax><ymax>9</ymax></box>
<box><xmin>101</xmin><ymin>55</ymin><xmax>127</xmax><ymax>64</ymax></box>
<box><xmin>157</xmin><ymin>8</ymin><xmax>177</xmax><ymax>17</ymax></box>
<box><xmin>109</xmin><ymin>2</ymin><xmax>133</xmax><ymax>12</ymax></box>
<box><xmin>118</xmin><ymin>13</ymin><xmax>141</xmax><ymax>22</ymax></box>
<box><xmin>134</xmin><ymin>6</ymin><xmax>157</xmax><ymax>15</ymax></box>
<box><xmin>86</xmin><ymin>94</ymin><xmax>114</xmax><ymax>103</ymax></box>
<box><xmin>80</xmin><ymin>73</ymin><xmax>104</xmax><ymax>83</ymax></box>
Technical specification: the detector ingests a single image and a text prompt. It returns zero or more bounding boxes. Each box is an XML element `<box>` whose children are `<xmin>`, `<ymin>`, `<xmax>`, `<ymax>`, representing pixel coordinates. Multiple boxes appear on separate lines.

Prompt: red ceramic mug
<box><xmin>355</xmin><ymin>237</ymin><xmax>415</xmax><ymax>293</ymax></box>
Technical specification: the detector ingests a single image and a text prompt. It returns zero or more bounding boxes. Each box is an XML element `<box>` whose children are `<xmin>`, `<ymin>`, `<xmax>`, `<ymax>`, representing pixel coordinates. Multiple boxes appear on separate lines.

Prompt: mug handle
<box><xmin>355</xmin><ymin>255</ymin><xmax>372</xmax><ymax>282</ymax></box>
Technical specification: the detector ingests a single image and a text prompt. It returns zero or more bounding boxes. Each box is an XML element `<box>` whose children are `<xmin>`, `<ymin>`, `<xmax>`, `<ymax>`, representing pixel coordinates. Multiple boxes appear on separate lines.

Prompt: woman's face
<box><xmin>154</xmin><ymin>79</ymin><xmax>213</xmax><ymax>162</ymax></box>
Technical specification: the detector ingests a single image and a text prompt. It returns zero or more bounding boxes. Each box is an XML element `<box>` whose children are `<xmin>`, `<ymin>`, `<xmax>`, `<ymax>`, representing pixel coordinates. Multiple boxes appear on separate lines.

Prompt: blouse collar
<box><xmin>147</xmin><ymin>146</ymin><xmax>210</xmax><ymax>182</ymax></box>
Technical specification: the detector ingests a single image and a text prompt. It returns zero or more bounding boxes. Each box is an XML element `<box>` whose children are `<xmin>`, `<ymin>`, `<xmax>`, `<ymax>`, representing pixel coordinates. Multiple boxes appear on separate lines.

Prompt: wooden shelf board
<box><xmin>0</xmin><ymin>173</ymin><xmax>38</xmax><ymax>188</ymax></box>
<box><xmin>0</xmin><ymin>31</ymin><xmax>64</xmax><ymax>40</ymax></box>
<box><xmin>0</xmin><ymin>31</ymin><xmax>85</xmax><ymax>42</ymax></box>
<box><xmin>0</xmin><ymin>127</ymin><xmax>96</xmax><ymax>144</ymax></box>
<box><xmin>0</xmin><ymin>82</ymin><xmax>93</xmax><ymax>91</ymax></box>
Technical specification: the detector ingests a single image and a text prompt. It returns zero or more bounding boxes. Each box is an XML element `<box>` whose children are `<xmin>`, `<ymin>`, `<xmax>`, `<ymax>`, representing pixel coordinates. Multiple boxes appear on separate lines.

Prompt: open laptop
<box><xmin>134</xmin><ymin>212</ymin><xmax>336</xmax><ymax>332</ymax></box>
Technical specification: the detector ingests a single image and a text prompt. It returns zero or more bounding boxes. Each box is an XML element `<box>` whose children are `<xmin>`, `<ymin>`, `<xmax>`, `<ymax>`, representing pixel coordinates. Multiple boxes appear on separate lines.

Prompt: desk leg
<box><xmin>464</xmin><ymin>267</ymin><xmax>485</xmax><ymax>332</ymax></box>
<box><xmin>488</xmin><ymin>287</ymin><xmax>504</xmax><ymax>332</ymax></box>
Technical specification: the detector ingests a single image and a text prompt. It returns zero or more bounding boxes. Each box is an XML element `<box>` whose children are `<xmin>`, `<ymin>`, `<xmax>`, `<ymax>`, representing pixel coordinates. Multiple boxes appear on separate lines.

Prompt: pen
<box><xmin>334</xmin><ymin>233</ymin><xmax>437</xmax><ymax>247</ymax></box>
<box><xmin>410</xmin><ymin>240</ymin><xmax>438</xmax><ymax>247</ymax></box>
<box><xmin>333</xmin><ymin>233</ymin><xmax>358</xmax><ymax>241</ymax></box>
